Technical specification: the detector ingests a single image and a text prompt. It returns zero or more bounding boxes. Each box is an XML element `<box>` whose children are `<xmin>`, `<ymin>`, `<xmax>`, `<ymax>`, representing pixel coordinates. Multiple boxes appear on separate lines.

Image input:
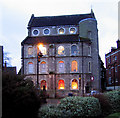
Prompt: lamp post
<box><xmin>37</xmin><ymin>44</ymin><xmax>43</xmax><ymax>88</ymax></box>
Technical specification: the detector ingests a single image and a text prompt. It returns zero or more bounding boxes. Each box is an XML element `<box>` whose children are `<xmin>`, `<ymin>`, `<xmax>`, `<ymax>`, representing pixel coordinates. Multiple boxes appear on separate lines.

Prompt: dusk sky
<box><xmin>0</xmin><ymin>0</ymin><xmax>119</xmax><ymax>73</ymax></box>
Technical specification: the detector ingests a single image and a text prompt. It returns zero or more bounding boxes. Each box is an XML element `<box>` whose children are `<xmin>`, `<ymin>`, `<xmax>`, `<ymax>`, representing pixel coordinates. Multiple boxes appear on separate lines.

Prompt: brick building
<box><xmin>21</xmin><ymin>10</ymin><xmax>101</xmax><ymax>98</ymax></box>
<box><xmin>105</xmin><ymin>40</ymin><xmax>120</xmax><ymax>90</ymax></box>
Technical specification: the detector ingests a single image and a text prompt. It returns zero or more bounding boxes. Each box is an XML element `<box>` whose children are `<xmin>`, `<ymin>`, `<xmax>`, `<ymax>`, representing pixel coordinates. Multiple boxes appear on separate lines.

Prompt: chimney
<box><xmin>117</xmin><ymin>39</ymin><xmax>120</xmax><ymax>49</ymax></box>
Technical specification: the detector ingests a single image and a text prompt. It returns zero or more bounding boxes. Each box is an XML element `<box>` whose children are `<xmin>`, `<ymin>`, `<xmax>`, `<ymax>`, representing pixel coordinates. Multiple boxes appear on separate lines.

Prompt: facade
<box><xmin>105</xmin><ymin>40</ymin><xmax>120</xmax><ymax>90</ymax></box>
<box><xmin>21</xmin><ymin>10</ymin><xmax>100</xmax><ymax>98</ymax></box>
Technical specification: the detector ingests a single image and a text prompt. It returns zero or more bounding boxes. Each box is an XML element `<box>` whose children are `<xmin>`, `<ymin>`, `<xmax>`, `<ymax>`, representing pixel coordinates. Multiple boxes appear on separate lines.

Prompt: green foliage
<box><xmin>2</xmin><ymin>72</ymin><xmax>41</xmax><ymax>118</ymax></box>
<box><xmin>39</xmin><ymin>96</ymin><xmax>101</xmax><ymax>118</ymax></box>
<box><xmin>104</xmin><ymin>90</ymin><xmax>120</xmax><ymax>113</ymax></box>
<box><xmin>38</xmin><ymin>104</ymin><xmax>62</xmax><ymax>118</ymax></box>
<box><xmin>105</xmin><ymin>112</ymin><xmax>120</xmax><ymax>118</ymax></box>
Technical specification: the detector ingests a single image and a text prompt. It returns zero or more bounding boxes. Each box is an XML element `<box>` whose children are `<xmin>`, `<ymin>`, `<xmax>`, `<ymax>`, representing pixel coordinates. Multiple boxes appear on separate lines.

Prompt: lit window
<box><xmin>71</xmin><ymin>60</ymin><xmax>78</xmax><ymax>72</ymax></box>
<box><xmin>40</xmin><ymin>80</ymin><xmax>47</xmax><ymax>90</ymax></box>
<box><xmin>71</xmin><ymin>79</ymin><xmax>78</xmax><ymax>89</ymax></box>
<box><xmin>108</xmin><ymin>77</ymin><xmax>111</xmax><ymax>85</ymax></box>
<box><xmin>40</xmin><ymin>61</ymin><xmax>47</xmax><ymax>73</ymax></box>
<box><xmin>28</xmin><ymin>62</ymin><xmax>34</xmax><ymax>74</ymax></box>
<box><xmin>39</xmin><ymin>46</ymin><xmax>47</xmax><ymax>55</ymax></box>
<box><xmin>58</xmin><ymin>80</ymin><xmax>65</xmax><ymax>89</ymax></box>
<box><xmin>58</xmin><ymin>28</ymin><xmax>65</xmax><ymax>34</ymax></box>
<box><xmin>71</xmin><ymin>45</ymin><xmax>77</xmax><ymax>56</ymax></box>
<box><xmin>43</xmin><ymin>28</ymin><xmax>50</xmax><ymax>35</ymax></box>
<box><xmin>58</xmin><ymin>61</ymin><xmax>65</xmax><ymax>73</ymax></box>
<box><xmin>69</xmin><ymin>27</ymin><xmax>76</xmax><ymax>34</ymax></box>
<box><xmin>58</xmin><ymin>46</ymin><xmax>64</xmax><ymax>55</ymax></box>
<box><xmin>28</xmin><ymin>47</ymin><xmax>33</xmax><ymax>55</ymax></box>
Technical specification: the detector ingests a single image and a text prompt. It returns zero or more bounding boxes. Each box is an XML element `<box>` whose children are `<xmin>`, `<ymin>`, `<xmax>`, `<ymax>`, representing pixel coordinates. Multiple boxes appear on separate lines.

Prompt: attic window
<box><xmin>43</xmin><ymin>28</ymin><xmax>50</xmax><ymax>35</ymax></box>
<box><xmin>69</xmin><ymin>27</ymin><xmax>76</xmax><ymax>34</ymax></box>
<box><xmin>58</xmin><ymin>28</ymin><xmax>65</xmax><ymax>34</ymax></box>
<box><xmin>32</xmin><ymin>29</ymin><xmax>39</xmax><ymax>36</ymax></box>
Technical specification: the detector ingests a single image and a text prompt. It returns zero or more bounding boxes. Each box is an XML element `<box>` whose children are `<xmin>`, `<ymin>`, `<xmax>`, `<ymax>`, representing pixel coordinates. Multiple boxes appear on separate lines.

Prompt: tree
<box><xmin>2</xmin><ymin>72</ymin><xmax>41</xmax><ymax>118</ymax></box>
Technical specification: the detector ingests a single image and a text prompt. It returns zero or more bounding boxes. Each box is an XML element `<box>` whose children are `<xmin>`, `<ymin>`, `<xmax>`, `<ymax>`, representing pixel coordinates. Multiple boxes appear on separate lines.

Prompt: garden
<box><xmin>2</xmin><ymin>73</ymin><xmax>120</xmax><ymax>118</ymax></box>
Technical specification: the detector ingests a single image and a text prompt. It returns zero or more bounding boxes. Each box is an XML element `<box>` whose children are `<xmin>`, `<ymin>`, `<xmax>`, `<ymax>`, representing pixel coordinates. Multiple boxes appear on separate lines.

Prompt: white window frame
<box><xmin>32</xmin><ymin>29</ymin><xmax>40</xmax><ymax>36</ymax></box>
<box><xmin>58</xmin><ymin>27</ymin><xmax>65</xmax><ymax>34</ymax></box>
<box><xmin>43</xmin><ymin>28</ymin><xmax>50</xmax><ymax>35</ymax></box>
<box><xmin>58</xmin><ymin>60</ymin><xmax>65</xmax><ymax>73</ymax></box>
<box><xmin>40</xmin><ymin>61</ymin><xmax>47</xmax><ymax>73</ymax></box>
<box><xmin>28</xmin><ymin>62</ymin><xmax>34</xmax><ymax>74</ymax></box>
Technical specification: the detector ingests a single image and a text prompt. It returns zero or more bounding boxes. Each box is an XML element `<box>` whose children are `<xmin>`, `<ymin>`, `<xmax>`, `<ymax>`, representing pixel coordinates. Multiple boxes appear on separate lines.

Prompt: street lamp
<box><xmin>37</xmin><ymin>44</ymin><xmax>43</xmax><ymax>88</ymax></box>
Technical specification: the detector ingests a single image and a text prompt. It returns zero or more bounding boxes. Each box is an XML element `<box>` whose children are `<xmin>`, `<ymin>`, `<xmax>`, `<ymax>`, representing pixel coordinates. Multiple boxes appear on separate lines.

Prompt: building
<box><xmin>105</xmin><ymin>40</ymin><xmax>120</xmax><ymax>90</ymax></box>
<box><xmin>21</xmin><ymin>10</ymin><xmax>101</xmax><ymax>98</ymax></box>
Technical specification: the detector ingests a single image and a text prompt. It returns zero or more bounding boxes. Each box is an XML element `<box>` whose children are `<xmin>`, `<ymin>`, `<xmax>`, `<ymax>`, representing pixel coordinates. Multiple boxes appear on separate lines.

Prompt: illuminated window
<box><xmin>58</xmin><ymin>61</ymin><xmax>64</xmax><ymax>73</ymax></box>
<box><xmin>40</xmin><ymin>46</ymin><xmax>47</xmax><ymax>55</ymax></box>
<box><xmin>58</xmin><ymin>28</ymin><xmax>65</xmax><ymax>34</ymax></box>
<box><xmin>28</xmin><ymin>62</ymin><xmax>34</xmax><ymax>74</ymax></box>
<box><xmin>28</xmin><ymin>47</ymin><xmax>33</xmax><ymax>56</ymax></box>
<box><xmin>40</xmin><ymin>61</ymin><xmax>47</xmax><ymax>73</ymax></box>
<box><xmin>58</xmin><ymin>80</ymin><xmax>65</xmax><ymax>89</ymax></box>
<box><xmin>69</xmin><ymin>27</ymin><xmax>76</xmax><ymax>34</ymax></box>
<box><xmin>71</xmin><ymin>45</ymin><xmax>77</xmax><ymax>55</ymax></box>
<box><xmin>40</xmin><ymin>80</ymin><xmax>47</xmax><ymax>90</ymax></box>
<box><xmin>58</xmin><ymin>46</ymin><xmax>64</xmax><ymax>55</ymax></box>
<box><xmin>71</xmin><ymin>60</ymin><xmax>78</xmax><ymax>72</ymax></box>
<box><xmin>71</xmin><ymin>79</ymin><xmax>78</xmax><ymax>89</ymax></box>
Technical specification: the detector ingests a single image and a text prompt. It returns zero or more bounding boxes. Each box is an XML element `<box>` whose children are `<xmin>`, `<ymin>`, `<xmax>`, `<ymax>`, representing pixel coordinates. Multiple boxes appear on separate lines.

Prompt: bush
<box><xmin>58</xmin><ymin>96</ymin><xmax>101</xmax><ymax>118</ymax></box>
<box><xmin>93</xmin><ymin>94</ymin><xmax>112</xmax><ymax>117</ymax></box>
<box><xmin>104</xmin><ymin>90</ymin><xmax>120</xmax><ymax>113</ymax></box>
<box><xmin>2</xmin><ymin>72</ymin><xmax>41</xmax><ymax>118</ymax></box>
<box><xmin>38</xmin><ymin>104</ymin><xmax>62</xmax><ymax>118</ymax></box>
<box><xmin>105</xmin><ymin>112</ymin><xmax>120</xmax><ymax>118</ymax></box>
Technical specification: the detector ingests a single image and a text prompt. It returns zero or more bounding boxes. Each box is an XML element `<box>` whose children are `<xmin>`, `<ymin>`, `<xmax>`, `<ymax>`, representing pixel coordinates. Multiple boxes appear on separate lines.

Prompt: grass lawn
<box><xmin>105</xmin><ymin>112</ymin><xmax>120</xmax><ymax>118</ymax></box>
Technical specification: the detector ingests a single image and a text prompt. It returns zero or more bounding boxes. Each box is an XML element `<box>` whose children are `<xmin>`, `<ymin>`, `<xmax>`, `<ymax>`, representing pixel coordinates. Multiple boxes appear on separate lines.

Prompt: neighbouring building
<box><xmin>21</xmin><ymin>10</ymin><xmax>101</xmax><ymax>98</ymax></box>
<box><xmin>105</xmin><ymin>40</ymin><xmax>120</xmax><ymax>90</ymax></box>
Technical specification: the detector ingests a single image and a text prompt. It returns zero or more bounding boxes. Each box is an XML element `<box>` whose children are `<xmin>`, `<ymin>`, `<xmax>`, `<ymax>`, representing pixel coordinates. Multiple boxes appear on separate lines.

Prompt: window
<box><xmin>69</xmin><ymin>27</ymin><xmax>76</xmax><ymax>34</ymax></box>
<box><xmin>28</xmin><ymin>47</ymin><xmax>33</xmax><ymax>56</ymax></box>
<box><xmin>108</xmin><ymin>77</ymin><xmax>111</xmax><ymax>85</ymax></box>
<box><xmin>71</xmin><ymin>60</ymin><xmax>78</xmax><ymax>72</ymax></box>
<box><xmin>87</xmin><ymin>31</ymin><xmax>92</xmax><ymax>39</ymax></box>
<box><xmin>115</xmin><ymin>65</ymin><xmax>117</xmax><ymax>72</ymax></box>
<box><xmin>115</xmin><ymin>56</ymin><xmax>117</xmax><ymax>60</ymax></box>
<box><xmin>88</xmin><ymin>46</ymin><xmax>91</xmax><ymax>56</ymax></box>
<box><xmin>58</xmin><ymin>46</ymin><xmax>64</xmax><ymax>55</ymax></box>
<box><xmin>71</xmin><ymin>79</ymin><xmax>78</xmax><ymax>90</ymax></box>
<box><xmin>58</xmin><ymin>28</ymin><xmax>65</xmax><ymax>34</ymax></box>
<box><xmin>58</xmin><ymin>61</ymin><xmax>65</xmax><ymax>73</ymax></box>
<box><xmin>32</xmin><ymin>29</ymin><xmax>39</xmax><ymax>36</ymax></box>
<box><xmin>40</xmin><ymin>61</ymin><xmax>47</xmax><ymax>73</ymax></box>
<box><xmin>40</xmin><ymin>80</ymin><xmax>47</xmax><ymax>90</ymax></box>
<box><xmin>28</xmin><ymin>62</ymin><xmax>34</xmax><ymax>74</ymax></box>
<box><xmin>71</xmin><ymin>45</ymin><xmax>77</xmax><ymax>56</ymax></box>
<box><xmin>109</xmin><ymin>68</ymin><xmax>111</xmax><ymax>74</ymax></box>
<box><xmin>88</xmin><ymin>62</ymin><xmax>91</xmax><ymax>73</ymax></box>
<box><xmin>43</xmin><ymin>28</ymin><xmax>50</xmax><ymax>35</ymax></box>
<box><xmin>58</xmin><ymin>80</ymin><xmax>65</xmax><ymax>89</ymax></box>
<box><xmin>40</xmin><ymin>46</ymin><xmax>47</xmax><ymax>55</ymax></box>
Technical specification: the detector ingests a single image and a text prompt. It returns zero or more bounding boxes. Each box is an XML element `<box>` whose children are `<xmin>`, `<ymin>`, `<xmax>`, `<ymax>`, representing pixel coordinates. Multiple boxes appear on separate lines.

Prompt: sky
<box><xmin>0</xmin><ymin>0</ymin><xmax>119</xmax><ymax>73</ymax></box>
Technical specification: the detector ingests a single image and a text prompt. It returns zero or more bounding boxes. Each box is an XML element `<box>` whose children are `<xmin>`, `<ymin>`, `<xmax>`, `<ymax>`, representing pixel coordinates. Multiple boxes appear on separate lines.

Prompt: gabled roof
<box><xmin>21</xmin><ymin>35</ymin><xmax>79</xmax><ymax>45</ymax></box>
<box><xmin>28</xmin><ymin>11</ymin><xmax>95</xmax><ymax>27</ymax></box>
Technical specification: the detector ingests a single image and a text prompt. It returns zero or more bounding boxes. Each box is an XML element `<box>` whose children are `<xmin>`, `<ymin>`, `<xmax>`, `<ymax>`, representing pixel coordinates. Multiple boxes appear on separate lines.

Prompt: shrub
<box><xmin>38</xmin><ymin>104</ymin><xmax>62</xmax><ymax>118</ymax></box>
<box><xmin>2</xmin><ymin>72</ymin><xmax>41</xmax><ymax>118</ymax></box>
<box><xmin>58</xmin><ymin>96</ymin><xmax>101</xmax><ymax>118</ymax></box>
<box><xmin>104</xmin><ymin>90</ymin><xmax>120</xmax><ymax>113</ymax></box>
<box><xmin>93</xmin><ymin>94</ymin><xmax>112</xmax><ymax>117</ymax></box>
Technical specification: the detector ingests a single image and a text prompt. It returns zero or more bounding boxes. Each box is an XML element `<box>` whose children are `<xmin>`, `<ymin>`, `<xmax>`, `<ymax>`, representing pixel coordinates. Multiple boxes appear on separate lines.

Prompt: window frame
<box><xmin>32</xmin><ymin>29</ymin><xmax>40</xmax><ymax>36</ymax></box>
<box><xmin>28</xmin><ymin>62</ymin><xmax>34</xmax><ymax>74</ymax></box>
<box><xmin>58</xmin><ymin>60</ymin><xmax>65</xmax><ymax>73</ymax></box>
<box><xmin>40</xmin><ymin>61</ymin><xmax>47</xmax><ymax>73</ymax></box>
<box><xmin>58</xmin><ymin>79</ymin><xmax>65</xmax><ymax>90</ymax></box>
<box><xmin>69</xmin><ymin>27</ymin><xmax>77</xmax><ymax>34</ymax></box>
<box><xmin>58</xmin><ymin>27</ymin><xmax>65</xmax><ymax>34</ymax></box>
<box><xmin>43</xmin><ymin>28</ymin><xmax>50</xmax><ymax>35</ymax></box>
<box><xmin>58</xmin><ymin>45</ymin><xmax>65</xmax><ymax>55</ymax></box>
<box><xmin>71</xmin><ymin>60</ymin><xmax>78</xmax><ymax>73</ymax></box>
<box><xmin>71</xmin><ymin>44</ymin><xmax>78</xmax><ymax>56</ymax></box>
<box><xmin>70</xmin><ymin>79</ymin><xmax>79</xmax><ymax>90</ymax></box>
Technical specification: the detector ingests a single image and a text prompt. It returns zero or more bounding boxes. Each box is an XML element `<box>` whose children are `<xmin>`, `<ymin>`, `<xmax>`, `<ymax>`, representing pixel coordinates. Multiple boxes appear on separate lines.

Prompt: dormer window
<box><xmin>69</xmin><ymin>27</ymin><xmax>76</xmax><ymax>34</ymax></box>
<box><xmin>58</xmin><ymin>28</ymin><xmax>65</xmax><ymax>34</ymax></box>
<box><xmin>32</xmin><ymin>29</ymin><xmax>39</xmax><ymax>36</ymax></box>
<box><xmin>43</xmin><ymin>28</ymin><xmax>50</xmax><ymax>35</ymax></box>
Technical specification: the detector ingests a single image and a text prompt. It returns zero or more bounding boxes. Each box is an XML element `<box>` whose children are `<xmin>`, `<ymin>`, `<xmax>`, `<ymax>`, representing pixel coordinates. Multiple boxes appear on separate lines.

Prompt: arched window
<box><xmin>71</xmin><ymin>60</ymin><xmax>78</xmax><ymax>72</ymax></box>
<box><xmin>58</xmin><ymin>46</ymin><xmax>64</xmax><ymax>55</ymax></box>
<box><xmin>58</xmin><ymin>61</ymin><xmax>65</xmax><ymax>73</ymax></box>
<box><xmin>28</xmin><ymin>62</ymin><xmax>34</xmax><ymax>74</ymax></box>
<box><xmin>71</xmin><ymin>45</ymin><xmax>77</xmax><ymax>55</ymax></box>
<box><xmin>28</xmin><ymin>47</ymin><xmax>33</xmax><ymax>56</ymax></box>
<box><xmin>58</xmin><ymin>80</ymin><xmax>65</xmax><ymax>89</ymax></box>
<box><xmin>40</xmin><ymin>61</ymin><xmax>47</xmax><ymax>73</ymax></box>
<box><xmin>40</xmin><ymin>80</ymin><xmax>47</xmax><ymax>90</ymax></box>
<box><xmin>71</xmin><ymin>79</ymin><xmax>78</xmax><ymax>89</ymax></box>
